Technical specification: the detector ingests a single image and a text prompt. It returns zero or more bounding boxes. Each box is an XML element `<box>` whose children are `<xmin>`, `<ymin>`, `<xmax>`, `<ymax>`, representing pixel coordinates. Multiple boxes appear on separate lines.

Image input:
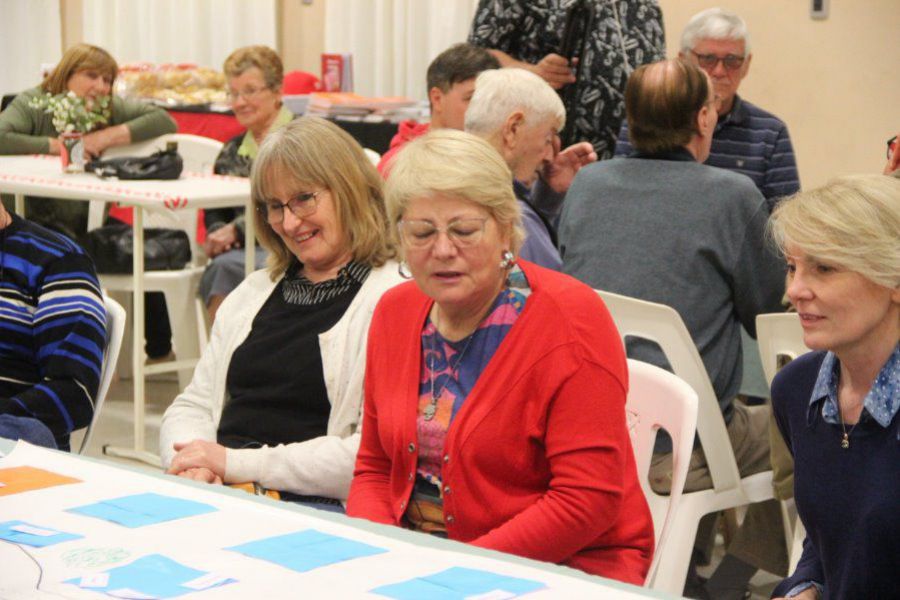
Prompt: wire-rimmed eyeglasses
<box><xmin>397</xmin><ymin>218</ymin><xmax>488</xmax><ymax>248</ymax></box>
<box><xmin>256</xmin><ymin>191</ymin><xmax>322</xmax><ymax>225</ymax></box>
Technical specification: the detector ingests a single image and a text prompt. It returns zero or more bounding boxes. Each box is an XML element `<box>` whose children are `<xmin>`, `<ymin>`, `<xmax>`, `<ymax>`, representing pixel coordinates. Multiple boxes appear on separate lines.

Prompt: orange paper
<box><xmin>0</xmin><ymin>466</ymin><xmax>81</xmax><ymax>496</ymax></box>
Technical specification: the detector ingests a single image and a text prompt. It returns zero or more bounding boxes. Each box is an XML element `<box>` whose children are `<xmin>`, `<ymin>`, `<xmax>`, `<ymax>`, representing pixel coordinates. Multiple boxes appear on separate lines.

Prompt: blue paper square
<box><xmin>0</xmin><ymin>520</ymin><xmax>82</xmax><ymax>548</ymax></box>
<box><xmin>64</xmin><ymin>553</ymin><xmax>235</xmax><ymax>599</ymax></box>
<box><xmin>372</xmin><ymin>567</ymin><xmax>546</xmax><ymax>600</ymax></box>
<box><xmin>226</xmin><ymin>529</ymin><xmax>387</xmax><ymax>573</ymax></box>
<box><xmin>67</xmin><ymin>493</ymin><xmax>216</xmax><ymax>528</ymax></box>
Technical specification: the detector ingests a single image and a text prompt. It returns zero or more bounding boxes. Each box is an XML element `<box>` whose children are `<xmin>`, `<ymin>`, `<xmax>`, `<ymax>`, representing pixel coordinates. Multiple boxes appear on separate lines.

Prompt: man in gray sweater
<box><xmin>559</xmin><ymin>59</ymin><xmax>786</xmax><ymax>597</ymax></box>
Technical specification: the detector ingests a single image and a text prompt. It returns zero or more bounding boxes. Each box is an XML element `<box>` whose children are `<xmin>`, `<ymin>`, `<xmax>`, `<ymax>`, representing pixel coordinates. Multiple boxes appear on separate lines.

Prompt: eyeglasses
<box><xmin>888</xmin><ymin>135</ymin><xmax>898</xmax><ymax>160</ymax></box>
<box><xmin>690</xmin><ymin>50</ymin><xmax>746</xmax><ymax>71</ymax></box>
<box><xmin>225</xmin><ymin>86</ymin><xmax>270</xmax><ymax>102</ymax></box>
<box><xmin>256</xmin><ymin>191</ymin><xmax>322</xmax><ymax>225</ymax></box>
<box><xmin>397</xmin><ymin>218</ymin><xmax>488</xmax><ymax>248</ymax></box>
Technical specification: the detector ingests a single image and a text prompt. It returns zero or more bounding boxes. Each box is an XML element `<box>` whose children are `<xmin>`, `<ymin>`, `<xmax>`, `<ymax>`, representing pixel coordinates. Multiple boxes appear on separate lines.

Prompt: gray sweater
<box><xmin>558</xmin><ymin>151</ymin><xmax>785</xmax><ymax>422</ymax></box>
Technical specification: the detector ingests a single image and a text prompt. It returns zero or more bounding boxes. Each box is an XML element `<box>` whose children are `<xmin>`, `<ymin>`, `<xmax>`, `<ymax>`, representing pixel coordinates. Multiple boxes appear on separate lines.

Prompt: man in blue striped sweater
<box><xmin>615</xmin><ymin>8</ymin><xmax>800</xmax><ymax>212</ymax></box>
<box><xmin>0</xmin><ymin>201</ymin><xmax>106</xmax><ymax>450</ymax></box>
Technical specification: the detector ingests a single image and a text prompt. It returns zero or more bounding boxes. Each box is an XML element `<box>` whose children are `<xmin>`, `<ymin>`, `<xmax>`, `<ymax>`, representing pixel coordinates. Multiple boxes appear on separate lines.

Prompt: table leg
<box><xmin>103</xmin><ymin>207</ymin><xmax>160</xmax><ymax>467</ymax></box>
<box><xmin>14</xmin><ymin>193</ymin><xmax>24</xmax><ymax>215</ymax></box>
<box><xmin>244</xmin><ymin>196</ymin><xmax>255</xmax><ymax>276</ymax></box>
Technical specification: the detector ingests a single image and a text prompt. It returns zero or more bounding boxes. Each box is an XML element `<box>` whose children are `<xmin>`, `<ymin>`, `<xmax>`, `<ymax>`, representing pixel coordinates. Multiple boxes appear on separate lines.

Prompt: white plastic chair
<box><xmin>756</xmin><ymin>312</ymin><xmax>810</xmax><ymax>572</ymax></box>
<box><xmin>596</xmin><ymin>289</ymin><xmax>775</xmax><ymax>595</ymax></box>
<box><xmin>363</xmin><ymin>147</ymin><xmax>381</xmax><ymax>166</ymax></box>
<box><xmin>625</xmin><ymin>359</ymin><xmax>698</xmax><ymax>589</ymax></box>
<box><xmin>756</xmin><ymin>313</ymin><xmax>808</xmax><ymax>389</ymax></box>
<box><xmin>93</xmin><ymin>134</ymin><xmax>222</xmax><ymax>388</ymax></box>
<box><xmin>76</xmin><ymin>295</ymin><xmax>126</xmax><ymax>455</ymax></box>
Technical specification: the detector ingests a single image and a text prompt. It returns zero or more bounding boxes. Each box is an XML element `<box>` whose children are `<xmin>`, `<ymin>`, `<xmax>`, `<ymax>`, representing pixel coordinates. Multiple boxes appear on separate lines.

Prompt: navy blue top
<box><xmin>616</xmin><ymin>95</ymin><xmax>800</xmax><ymax>211</ymax></box>
<box><xmin>771</xmin><ymin>351</ymin><xmax>900</xmax><ymax>599</ymax></box>
<box><xmin>0</xmin><ymin>213</ymin><xmax>106</xmax><ymax>450</ymax></box>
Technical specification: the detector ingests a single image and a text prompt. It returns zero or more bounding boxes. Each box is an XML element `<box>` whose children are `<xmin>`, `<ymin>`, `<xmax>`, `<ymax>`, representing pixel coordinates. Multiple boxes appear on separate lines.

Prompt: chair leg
<box><xmin>649</xmin><ymin>507</ymin><xmax>701</xmax><ymax>594</ymax></box>
<box><xmin>110</xmin><ymin>290</ymin><xmax>134</xmax><ymax>379</ymax></box>
<box><xmin>160</xmin><ymin>285</ymin><xmax>202</xmax><ymax>390</ymax></box>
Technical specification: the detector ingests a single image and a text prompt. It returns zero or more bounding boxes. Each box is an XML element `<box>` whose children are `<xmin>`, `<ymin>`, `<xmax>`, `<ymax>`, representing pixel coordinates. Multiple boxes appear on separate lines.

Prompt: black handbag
<box><xmin>84</xmin><ymin>223</ymin><xmax>192</xmax><ymax>273</ymax></box>
<box><xmin>86</xmin><ymin>148</ymin><xmax>183</xmax><ymax>180</ymax></box>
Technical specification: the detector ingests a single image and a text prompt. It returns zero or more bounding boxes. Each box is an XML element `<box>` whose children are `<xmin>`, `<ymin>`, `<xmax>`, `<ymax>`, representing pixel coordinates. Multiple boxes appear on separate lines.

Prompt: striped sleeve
<box><xmin>614</xmin><ymin>122</ymin><xmax>634</xmax><ymax>157</ymax></box>
<box><xmin>0</xmin><ymin>227</ymin><xmax>106</xmax><ymax>446</ymax></box>
<box><xmin>762</xmin><ymin>123</ymin><xmax>800</xmax><ymax>210</ymax></box>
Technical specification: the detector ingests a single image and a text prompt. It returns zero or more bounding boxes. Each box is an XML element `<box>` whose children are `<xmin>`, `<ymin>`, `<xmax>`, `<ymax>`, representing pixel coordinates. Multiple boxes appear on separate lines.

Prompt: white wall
<box><xmin>0</xmin><ymin>0</ymin><xmax>62</xmax><ymax>96</ymax></box>
<box><xmin>324</xmin><ymin>0</ymin><xmax>480</xmax><ymax>100</ymax></box>
<box><xmin>81</xmin><ymin>0</ymin><xmax>277</xmax><ymax>69</ymax></box>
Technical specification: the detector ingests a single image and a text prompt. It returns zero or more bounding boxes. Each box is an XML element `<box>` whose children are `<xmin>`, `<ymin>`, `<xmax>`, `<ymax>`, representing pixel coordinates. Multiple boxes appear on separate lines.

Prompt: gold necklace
<box><xmin>838</xmin><ymin>401</ymin><xmax>861</xmax><ymax>449</ymax></box>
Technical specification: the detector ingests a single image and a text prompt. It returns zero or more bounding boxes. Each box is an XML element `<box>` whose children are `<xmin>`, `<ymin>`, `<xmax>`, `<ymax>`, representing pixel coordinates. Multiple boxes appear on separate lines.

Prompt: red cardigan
<box><xmin>347</xmin><ymin>262</ymin><xmax>654</xmax><ymax>585</ymax></box>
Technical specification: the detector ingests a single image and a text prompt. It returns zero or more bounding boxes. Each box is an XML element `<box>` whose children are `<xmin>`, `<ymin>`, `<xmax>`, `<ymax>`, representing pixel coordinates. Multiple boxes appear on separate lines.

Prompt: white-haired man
<box><xmin>465</xmin><ymin>68</ymin><xmax>595</xmax><ymax>270</ymax></box>
<box><xmin>616</xmin><ymin>8</ymin><xmax>799</xmax><ymax>211</ymax></box>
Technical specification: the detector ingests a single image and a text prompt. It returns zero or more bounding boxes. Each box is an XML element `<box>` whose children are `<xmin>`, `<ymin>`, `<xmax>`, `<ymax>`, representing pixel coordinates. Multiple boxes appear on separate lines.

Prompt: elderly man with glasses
<box><xmin>616</xmin><ymin>8</ymin><xmax>800</xmax><ymax>212</ymax></box>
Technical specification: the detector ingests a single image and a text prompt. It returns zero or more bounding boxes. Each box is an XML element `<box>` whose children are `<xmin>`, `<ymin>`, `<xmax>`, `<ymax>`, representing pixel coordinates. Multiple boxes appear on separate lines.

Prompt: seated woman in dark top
<box><xmin>769</xmin><ymin>174</ymin><xmax>900</xmax><ymax>600</ymax></box>
<box><xmin>200</xmin><ymin>45</ymin><xmax>294</xmax><ymax>322</ymax></box>
<box><xmin>159</xmin><ymin>118</ymin><xmax>402</xmax><ymax>510</ymax></box>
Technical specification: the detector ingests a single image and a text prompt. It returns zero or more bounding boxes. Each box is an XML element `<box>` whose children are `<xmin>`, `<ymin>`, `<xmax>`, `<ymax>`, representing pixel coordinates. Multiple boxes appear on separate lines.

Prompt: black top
<box><xmin>771</xmin><ymin>351</ymin><xmax>900</xmax><ymax>599</ymax></box>
<box><xmin>217</xmin><ymin>262</ymin><xmax>368</xmax><ymax>450</ymax></box>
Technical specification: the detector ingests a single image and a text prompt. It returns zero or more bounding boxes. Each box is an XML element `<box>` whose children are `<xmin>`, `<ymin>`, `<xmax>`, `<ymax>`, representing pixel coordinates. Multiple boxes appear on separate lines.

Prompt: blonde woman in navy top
<box><xmin>769</xmin><ymin>174</ymin><xmax>900</xmax><ymax>599</ymax></box>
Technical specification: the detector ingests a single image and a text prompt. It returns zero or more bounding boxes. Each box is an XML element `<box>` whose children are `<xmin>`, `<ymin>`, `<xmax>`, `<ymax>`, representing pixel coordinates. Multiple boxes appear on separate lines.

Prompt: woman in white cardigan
<box><xmin>160</xmin><ymin>118</ymin><xmax>402</xmax><ymax>508</ymax></box>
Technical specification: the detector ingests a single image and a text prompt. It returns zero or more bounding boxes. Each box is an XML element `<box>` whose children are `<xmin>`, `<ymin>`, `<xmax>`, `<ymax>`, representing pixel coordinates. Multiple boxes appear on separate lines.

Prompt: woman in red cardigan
<box><xmin>347</xmin><ymin>129</ymin><xmax>654</xmax><ymax>585</ymax></box>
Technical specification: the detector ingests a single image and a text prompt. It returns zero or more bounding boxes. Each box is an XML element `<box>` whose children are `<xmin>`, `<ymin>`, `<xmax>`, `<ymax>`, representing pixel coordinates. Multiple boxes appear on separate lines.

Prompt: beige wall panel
<box><xmin>60</xmin><ymin>0</ymin><xmax>84</xmax><ymax>49</ymax></box>
<box><xmin>659</xmin><ymin>0</ymin><xmax>900</xmax><ymax>188</ymax></box>
<box><xmin>280</xmin><ymin>0</ymin><xmax>326</xmax><ymax>76</ymax></box>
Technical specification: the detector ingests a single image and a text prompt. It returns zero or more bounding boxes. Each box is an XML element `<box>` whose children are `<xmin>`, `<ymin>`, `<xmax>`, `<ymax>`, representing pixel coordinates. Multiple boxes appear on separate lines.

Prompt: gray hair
<box><xmin>681</xmin><ymin>8</ymin><xmax>751</xmax><ymax>55</ymax></box>
<box><xmin>464</xmin><ymin>68</ymin><xmax>565</xmax><ymax>137</ymax></box>
<box><xmin>769</xmin><ymin>174</ymin><xmax>900</xmax><ymax>289</ymax></box>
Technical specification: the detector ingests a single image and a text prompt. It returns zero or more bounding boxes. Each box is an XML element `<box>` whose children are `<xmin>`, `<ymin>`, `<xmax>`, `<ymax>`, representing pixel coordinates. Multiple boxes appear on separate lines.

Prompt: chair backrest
<box><xmin>596</xmin><ymin>289</ymin><xmax>743</xmax><ymax>493</ymax></box>
<box><xmin>363</xmin><ymin>147</ymin><xmax>381</xmax><ymax>166</ymax></box>
<box><xmin>79</xmin><ymin>295</ymin><xmax>126</xmax><ymax>454</ymax></box>
<box><xmin>625</xmin><ymin>359</ymin><xmax>698</xmax><ymax>584</ymax></box>
<box><xmin>756</xmin><ymin>313</ymin><xmax>808</xmax><ymax>387</ymax></box>
<box><xmin>102</xmin><ymin>133</ymin><xmax>223</xmax><ymax>174</ymax></box>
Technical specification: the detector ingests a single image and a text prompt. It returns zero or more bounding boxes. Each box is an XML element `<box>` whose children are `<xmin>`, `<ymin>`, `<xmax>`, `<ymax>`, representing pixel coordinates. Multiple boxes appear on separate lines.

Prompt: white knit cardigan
<box><xmin>159</xmin><ymin>262</ymin><xmax>402</xmax><ymax>500</ymax></box>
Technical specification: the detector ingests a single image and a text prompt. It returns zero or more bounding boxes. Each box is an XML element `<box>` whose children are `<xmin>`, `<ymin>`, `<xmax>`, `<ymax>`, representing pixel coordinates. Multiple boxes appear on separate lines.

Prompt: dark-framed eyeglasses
<box><xmin>888</xmin><ymin>135</ymin><xmax>898</xmax><ymax>160</ymax></box>
<box><xmin>256</xmin><ymin>191</ymin><xmax>322</xmax><ymax>225</ymax></box>
<box><xmin>397</xmin><ymin>218</ymin><xmax>488</xmax><ymax>248</ymax></box>
<box><xmin>690</xmin><ymin>50</ymin><xmax>746</xmax><ymax>71</ymax></box>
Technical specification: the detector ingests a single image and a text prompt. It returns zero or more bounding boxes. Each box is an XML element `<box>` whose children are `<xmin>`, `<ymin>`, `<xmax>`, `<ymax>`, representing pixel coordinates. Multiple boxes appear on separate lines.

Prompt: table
<box><xmin>0</xmin><ymin>155</ymin><xmax>252</xmax><ymax>466</ymax></box>
<box><xmin>0</xmin><ymin>440</ymin><xmax>667</xmax><ymax>599</ymax></box>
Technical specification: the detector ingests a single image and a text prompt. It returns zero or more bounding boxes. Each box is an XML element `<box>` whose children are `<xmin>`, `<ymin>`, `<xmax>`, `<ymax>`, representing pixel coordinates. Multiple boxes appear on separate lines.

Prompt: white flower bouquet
<box><xmin>28</xmin><ymin>91</ymin><xmax>112</xmax><ymax>133</ymax></box>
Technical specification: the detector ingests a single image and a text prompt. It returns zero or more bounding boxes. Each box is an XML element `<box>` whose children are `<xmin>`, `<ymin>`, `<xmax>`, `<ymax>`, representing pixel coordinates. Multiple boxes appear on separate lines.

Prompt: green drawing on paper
<box><xmin>61</xmin><ymin>547</ymin><xmax>131</xmax><ymax>568</ymax></box>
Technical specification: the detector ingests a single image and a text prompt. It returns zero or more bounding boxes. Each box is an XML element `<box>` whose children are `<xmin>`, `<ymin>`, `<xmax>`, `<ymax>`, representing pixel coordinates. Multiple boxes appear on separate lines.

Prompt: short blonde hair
<box><xmin>42</xmin><ymin>44</ymin><xmax>118</xmax><ymax>95</ymax></box>
<box><xmin>769</xmin><ymin>174</ymin><xmax>900</xmax><ymax>288</ymax></box>
<box><xmin>223</xmin><ymin>45</ymin><xmax>284</xmax><ymax>91</ymax></box>
<box><xmin>384</xmin><ymin>128</ymin><xmax>523</xmax><ymax>255</ymax></box>
<box><xmin>251</xmin><ymin>117</ymin><xmax>393</xmax><ymax>277</ymax></box>
<box><xmin>464</xmin><ymin>68</ymin><xmax>565</xmax><ymax>137</ymax></box>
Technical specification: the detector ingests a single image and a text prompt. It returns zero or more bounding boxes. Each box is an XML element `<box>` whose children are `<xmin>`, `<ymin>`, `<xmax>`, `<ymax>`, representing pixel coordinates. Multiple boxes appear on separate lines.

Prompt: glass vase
<box><xmin>59</xmin><ymin>131</ymin><xmax>85</xmax><ymax>173</ymax></box>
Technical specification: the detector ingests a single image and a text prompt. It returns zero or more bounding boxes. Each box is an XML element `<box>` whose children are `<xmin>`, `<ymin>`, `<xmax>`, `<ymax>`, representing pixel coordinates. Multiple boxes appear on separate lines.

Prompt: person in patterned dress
<box><xmin>468</xmin><ymin>0</ymin><xmax>665</xmax><ymax>158</ymax></box>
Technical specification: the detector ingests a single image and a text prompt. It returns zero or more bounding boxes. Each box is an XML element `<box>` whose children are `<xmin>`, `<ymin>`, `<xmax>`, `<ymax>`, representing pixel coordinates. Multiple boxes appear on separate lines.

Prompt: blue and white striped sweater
<box><xmin>0</xmin><ymin>212</ymin><xmax>106</xmax><ymax>450</ymax></box>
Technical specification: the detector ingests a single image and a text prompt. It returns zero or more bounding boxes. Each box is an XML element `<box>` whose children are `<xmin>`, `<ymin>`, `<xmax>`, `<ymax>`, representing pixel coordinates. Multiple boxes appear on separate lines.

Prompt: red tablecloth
<box><xmin>168</xmin><ymin>110</ymin><xmax>244</xmax><ymax>142</ymax></box>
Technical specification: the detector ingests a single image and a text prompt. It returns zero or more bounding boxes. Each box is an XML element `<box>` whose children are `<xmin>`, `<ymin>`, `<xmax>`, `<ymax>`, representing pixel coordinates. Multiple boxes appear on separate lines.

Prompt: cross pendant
<box><xmin>841</xmin><ymin>433</ymin><xmax>850</xmax><ymax>449</ymax></box>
